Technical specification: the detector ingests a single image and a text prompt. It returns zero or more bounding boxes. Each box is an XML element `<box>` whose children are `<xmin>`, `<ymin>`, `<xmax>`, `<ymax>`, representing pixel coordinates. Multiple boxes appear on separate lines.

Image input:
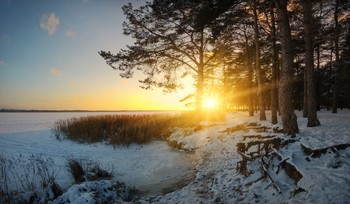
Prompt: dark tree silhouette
<box><xmin>269</xmin><ymin>0</ymin><xmax>279</xmax><ymax>124</ymax></box>
<box><xmin>99</xmin><ymin>1</ymin><xmax>230</xmax><ymax>111</ymax></box>
<box><xmin>274</xmin><ymin>0</ymin><xmax>299</xmax><ymax>134</ymax></box>
<box><xmin>252</xmin><ymin>0</ymin><xmax>266</xmax><ymax>121</ymax></box>
<box><xmin>332</xmin><ymin>0</ymin><xmax>341</xmax><ymax>113</ymax></box>
<box><xmin>302</xmin><ymin>0</ymin><xmax>321</xmax><ymax>127</ymax></box>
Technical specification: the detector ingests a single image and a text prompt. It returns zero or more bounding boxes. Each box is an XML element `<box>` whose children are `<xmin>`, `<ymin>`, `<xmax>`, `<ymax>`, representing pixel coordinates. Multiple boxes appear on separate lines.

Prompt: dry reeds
<box><xmin>53</xmin><ymin>112</ymin><xmax>206</xmax><ymax>146</ymax></box>
<box><xmin>66</xmin><ymin>158</ymin><xmax>113</xmax><ymax>184</ymax></box>
<box><xmin>67</xmin><ymin>159</ymin><xmax>85</xmax><ymax>183</ymax></box>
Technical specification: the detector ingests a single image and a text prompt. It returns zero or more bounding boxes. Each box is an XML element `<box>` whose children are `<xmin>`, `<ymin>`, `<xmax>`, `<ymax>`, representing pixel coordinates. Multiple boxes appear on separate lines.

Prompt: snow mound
<box><xmin>50</xmin><ymin>180</ymin><xmax>137</xmax><ymax>204</ymax></box>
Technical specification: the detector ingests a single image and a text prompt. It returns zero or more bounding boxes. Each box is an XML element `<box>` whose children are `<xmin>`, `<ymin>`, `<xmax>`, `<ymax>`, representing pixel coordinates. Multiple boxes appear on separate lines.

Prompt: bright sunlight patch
<box><xmin>203</xmin><ymin>97</ymin><xmax>218</xmax><ymax>109</ymax></box>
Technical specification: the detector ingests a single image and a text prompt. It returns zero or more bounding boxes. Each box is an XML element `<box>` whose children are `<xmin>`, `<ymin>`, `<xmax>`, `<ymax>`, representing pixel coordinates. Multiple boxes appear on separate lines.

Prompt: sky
<box><xmin>0</xmin><ymin>0</ymin><xmax>194</xmax><ymax>110</ymax></box>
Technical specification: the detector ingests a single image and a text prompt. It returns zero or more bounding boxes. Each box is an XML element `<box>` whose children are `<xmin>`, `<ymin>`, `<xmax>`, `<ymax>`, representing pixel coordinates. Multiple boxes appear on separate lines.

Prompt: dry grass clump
<box><xmin>66</xmin><ymin>158</ymin><xmax>113</xmax><ymax>184</ymax></box>
<box><xmin>67</xmin><ymin>159</ymin><xmax>85</xmax><ymax>183</ymax></box>
<box><xmin>53</xmin><ymin>112</ymin><xmax>211</xmax><ymax>146</ymax></box>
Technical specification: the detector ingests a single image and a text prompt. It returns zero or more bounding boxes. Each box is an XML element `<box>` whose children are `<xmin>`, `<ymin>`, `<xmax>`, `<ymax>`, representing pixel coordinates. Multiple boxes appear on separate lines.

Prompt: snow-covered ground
<box><xmin>0</xmin><ymin>112</ymin><xmax>194</xmax><ymax>199</ymax></box>
<box><xmin>147</xmin><ymin>110</ymin><xmax>350</xmax><ymax>203</ymax></box>
<box><xmin>1</xmin><ymin>110</ymin><xmax>350</xmax><ymax>203</ymax></box>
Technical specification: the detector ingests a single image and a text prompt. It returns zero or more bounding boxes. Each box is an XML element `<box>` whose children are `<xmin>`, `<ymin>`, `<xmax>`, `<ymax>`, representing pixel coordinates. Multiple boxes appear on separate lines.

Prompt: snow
<box><xmin>0</xmin><ymin>130</ymin><xmax>194</xmax><ymax>197</ymax></box>
<box><xmin>143</xmin><ymin>110</ymin><xmax>350</xmax><ymax>203</ymax></box>
<box><xmin>49</xmin><ymin>180</ymin><xmax>132</xmax><ymax>204</ymax></box>
<box><xmin>1</xmin><ymin>110</ymin><xmax>350</xmax><ymax>203</ymax></box>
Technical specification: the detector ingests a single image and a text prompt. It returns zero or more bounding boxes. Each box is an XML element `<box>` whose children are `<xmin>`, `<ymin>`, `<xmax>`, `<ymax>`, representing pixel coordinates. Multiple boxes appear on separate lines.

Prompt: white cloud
<box><xmin>49</xmin><ymin>67</ymin><xmax>63</xmax><ymax>76</ymax></box>
<box><xmin>65</xmin><ymin>31</ymin><xmax>76</xmax><ymax>38</ymax></box>
<box><xmin>40</xmin><ymin>13</ymin><xmax>60</xmax><ymax>35</ymax></box>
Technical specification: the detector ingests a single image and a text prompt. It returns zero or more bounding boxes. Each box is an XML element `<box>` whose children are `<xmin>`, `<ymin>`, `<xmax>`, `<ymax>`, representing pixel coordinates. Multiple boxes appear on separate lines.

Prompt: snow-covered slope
<box><xmin>145</xmin><ymin>110</ymin><xmax>350</xmax><ymax>203</ymax></box>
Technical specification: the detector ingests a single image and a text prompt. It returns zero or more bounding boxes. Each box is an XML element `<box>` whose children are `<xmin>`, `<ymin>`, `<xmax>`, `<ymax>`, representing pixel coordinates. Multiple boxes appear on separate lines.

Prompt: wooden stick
<box><xmin>259</xmin><ymin>157</ymin><xmax>281</xmax><ymax>194</ymax></box>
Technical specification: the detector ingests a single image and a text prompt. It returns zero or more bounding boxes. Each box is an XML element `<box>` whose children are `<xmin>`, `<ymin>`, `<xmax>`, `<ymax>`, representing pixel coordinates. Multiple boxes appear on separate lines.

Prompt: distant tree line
<box><xmin>100</xmin><ymin>0</ymin><xmax>350</xmax><ymax>134</ymax></box>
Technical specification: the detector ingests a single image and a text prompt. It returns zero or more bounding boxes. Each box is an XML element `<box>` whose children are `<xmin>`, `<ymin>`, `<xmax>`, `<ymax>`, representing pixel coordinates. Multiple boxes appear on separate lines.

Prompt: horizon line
<box><xmin>0</xmin><ymin>108</ymin><xmax>187</xmax><ymax>113</ymax></box>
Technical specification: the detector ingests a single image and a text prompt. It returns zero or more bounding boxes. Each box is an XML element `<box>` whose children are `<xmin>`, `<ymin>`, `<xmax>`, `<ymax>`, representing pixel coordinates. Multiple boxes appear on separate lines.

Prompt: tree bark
<box><xmin>316</xmin><ymin>42</ymin><xmax>321</xmax><ymax>111</ymax></box>
<box><xmin>196</xmin><ymin>31</ymin><xmax>205</xmax><ymax>112</ymax></box>
<box><xmin>252</xmin><ymin>0</ymin><xmax>266</xmax><ymax>120</ymax></box>
<box><xmin>196</xmin><ymin>65</ymin><xmax>204</xmax><ymax>112</ymax></box>
<box><xmin>302</xmin><ymin>0</ymin><xmax>320</xmax><ymax>127</ymax></box>
<box><xmin>244</xmin><ymin>30</ymin><xmax>255</xmax><ymax>116</ymax></box>
<box><xmin>332</xmin><ymin>0</ymin><xmax>340</xmax><ymax>113</ymax></box>
<box><xmin>274</xmin><ymin>0</ymin><xmax>299</xmax><ymax>135</ymax></box>
<box><xmin>270</xmin><ymin>0</ymin><xmax>278</xmax><ymax>124</ymax></box>
<box><xmin>303</xmin><ymin>67</ymin><xmax>308</xmax><ymax>117</ymax></box>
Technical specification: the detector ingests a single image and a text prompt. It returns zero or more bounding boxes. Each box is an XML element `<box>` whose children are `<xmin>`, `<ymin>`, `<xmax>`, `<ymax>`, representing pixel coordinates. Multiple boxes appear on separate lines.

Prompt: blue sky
<box><xmin>0</xmin><ymin>0</ymin><xmax>192</xmax><ymax>110</ymax></box>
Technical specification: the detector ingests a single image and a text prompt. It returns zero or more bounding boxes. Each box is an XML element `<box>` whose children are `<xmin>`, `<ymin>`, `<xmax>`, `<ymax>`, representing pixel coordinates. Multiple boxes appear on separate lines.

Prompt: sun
<box><xmin>203</xmin><ymin>97</ymin><xmax>218</xmax><ymax>109</ymax></box>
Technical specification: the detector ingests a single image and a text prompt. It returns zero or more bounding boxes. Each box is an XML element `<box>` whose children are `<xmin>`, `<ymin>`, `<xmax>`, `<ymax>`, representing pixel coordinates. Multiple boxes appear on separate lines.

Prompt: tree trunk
<box><xmin>327</xmin><ymin>49</ymin><xmax>333</xmax><ymax>111</ymax></box>
<box><xmin>270</xmin><ymin>1</ymin><xmax>278</xmax><ymax>124</ymax></box>
<box><xmin>316</xmin><ymin>43</ymin><xmax>321</xmax><ymax>111</ymax></box>
<box><xmin>274</xmin><ymin>0</ymin><xmax>299</xmax><ymax>135</ymax></box>
<box><xmin>252</xmin><ymin>0</ymin><xmax>266</xmax><ymax>121</ymax></box>
<box><xmin>302</xmin><ymin>0</ymin><xmax>320</xmax><ymax>127</ymax></box>
<box><xmin>196</xmin><ymin>65</ymin><xmax>204</xmax><ymax>112</ymax></box>
<box><xmin>245</xmin><ymin>31</ymin><xmax>254</xmax><ymax>116</ymax></box>
<box><xmin>303</xmin><ymin>67</ymin><xmax>308</xmax><ymax>117</ymax></box>
<box><xmin>332</xmin><ymin>0</ymin><xmax>340</xmax><ymax>113</ymax></box>
<box><xmin>196</xmin><ymin>31</ymin><xmax>205</xmax><ymax>112</ymax></box>
<box><xmin>247</xmin><ymin>52</ymin><xmax>255</xmax><ymax>117</ymax></box>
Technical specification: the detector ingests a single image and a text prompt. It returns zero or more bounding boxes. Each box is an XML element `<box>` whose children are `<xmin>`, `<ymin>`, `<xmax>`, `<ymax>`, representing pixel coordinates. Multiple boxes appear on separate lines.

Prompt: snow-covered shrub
<box><xmin>0</xmin><ymin>154</ymin><xmax>62</xmax><ymax>203</ymax></box>
<box><xmin>0</xmin><ymin>155</ymin><xmax>11</xmax><ymax>203</ymax></box>
<box><xmin>50</xmin><ymin>180</ymin><xmax>138</xmax><ymax>203</ymax></box>
<box><xmin>66</xmin><ymin>158</ymin><xmax>113</xmax><ymax>184</ymax></box>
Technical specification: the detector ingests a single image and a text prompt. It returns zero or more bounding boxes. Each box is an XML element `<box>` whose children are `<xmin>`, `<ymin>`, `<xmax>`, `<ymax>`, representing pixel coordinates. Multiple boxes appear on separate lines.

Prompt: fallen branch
<box><xmin>272</xmin><ymin>149</ymin><xmax>303</xmax><ymax>184</ymax></box>
<box><xmin>236</xmin><ymin>143</ymin><xmax>251</xmax><ymax>176</ymax></box>
<box><xmin>259</xmin><ymin>157</ymin><xmax>281</xmax><ymax>194</ymax></box>
<box><xmin>237</xmin><ymin>151</ymin><xmax>251</xmax><ymax>161</ymax></box>
<box><xmin>236</xmin><ymin>138</ymin><xmax>282</xmax><ymax>176</ymax></box>
<box><xmin>243</xmin><ymin>135</ymin><xmax>276</xmax><ymax>141</ymax></box>
<box><xmin>276</xmin><ymin>158</ymin><xmax>290</xmax><ymax>174</ymax></box>
<box><xmin>236</xmin><ymin>158</ymin><xmax>250</xmax><ymax>176</ymax></box>
<box><xmin>301</xmin><ymin>143</ymin><xmax>350</xmax><ymax>158</ymax></box>
<box><xmin>245</xmin><ymin>138</ymin><xmax>282</xmax><ymax>157</ymax></box>
<box><xmin>220</xmin><ymin>124</ymin><xmax>247</xmax><ymax>134</ymax></box>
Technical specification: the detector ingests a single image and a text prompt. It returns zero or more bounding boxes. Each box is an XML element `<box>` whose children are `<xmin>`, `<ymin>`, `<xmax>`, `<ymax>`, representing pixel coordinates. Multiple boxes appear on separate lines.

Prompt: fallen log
<box><xmin>220</xmin><ymin>124</ymin><xmax>247</xmax><ymax>134</ymax></box>
<box><xmin>301</xmin><ymin>143</ymin><xmax>350</xmax><ymax>158</ymax></box>
<box><xmin>243</xmin><ymin>135</ymin><xmax>276</xmax><ymax>141</ymax></box>
<box><xmin>272</xmin><ymin>150</ymin><xmax>303</xmax><ymax>184</ymax></box>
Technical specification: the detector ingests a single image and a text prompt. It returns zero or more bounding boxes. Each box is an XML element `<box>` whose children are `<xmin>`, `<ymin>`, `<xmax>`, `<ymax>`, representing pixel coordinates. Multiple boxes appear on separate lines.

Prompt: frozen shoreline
<box><xmin>0</xmin><ymin>129</ymin><xmax>196</xmax><ymax>197</ymax></box>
